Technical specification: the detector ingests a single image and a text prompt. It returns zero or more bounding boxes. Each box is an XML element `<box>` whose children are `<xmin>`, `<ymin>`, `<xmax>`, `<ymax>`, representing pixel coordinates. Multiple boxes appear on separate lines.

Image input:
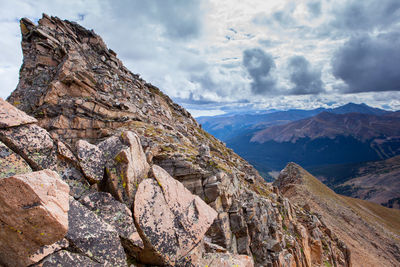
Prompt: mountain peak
<box><xmin>274</xmin><ymin>162</ymin><xmax>305</xmax><ymax>186</ymax></box>
<box><xmin>10</xmin><ymin>14</ymin><xmax>199</xmax><ymax>145</ymax></box>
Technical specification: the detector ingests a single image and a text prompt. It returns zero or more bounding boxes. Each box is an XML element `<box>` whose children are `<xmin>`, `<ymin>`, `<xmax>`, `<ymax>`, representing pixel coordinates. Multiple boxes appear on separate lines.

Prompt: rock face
<box><xmin>0</xmin><ymin>170</ymin><xmax>69</xmax><ymax>266</ymax></box>
<box><xmin>0</xmin><ymin>14</ymin><xmax>365</xmax><ymax>267</ymax></box>
<box><xmin>134</xmin><ymin>165</ymin><xmax>217</xmax><ymax>265</ymax></box>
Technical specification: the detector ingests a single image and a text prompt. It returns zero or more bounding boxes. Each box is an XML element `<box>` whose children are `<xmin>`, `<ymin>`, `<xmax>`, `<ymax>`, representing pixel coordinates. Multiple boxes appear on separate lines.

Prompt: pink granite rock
<box><xmin>104</xmin><ymin>131</ymin><xmax>149</xmax><ymax>206</ymax></box>
<box><xmin>0</xmin><ymin>97</ymin><xmax>37</xmax><ymax>128</ymax></box>
<box><xmin>0</xmin><ymin>124</ymin><xmax>58</xmax><ymax>170</ymax></box>
<box><xmin>76</xmin><ymin>139</ymin><xmax>105</xmax><ymax>183</ymax></box>
<box><xmin>134</xmin><ymin>165</ymin><xmax>217</xmax><ymax>266</ymax></box>
<box><xmin>0</xmin><ymin>170</ymin><xmax>69</xmax><ymax>266</ymax></box>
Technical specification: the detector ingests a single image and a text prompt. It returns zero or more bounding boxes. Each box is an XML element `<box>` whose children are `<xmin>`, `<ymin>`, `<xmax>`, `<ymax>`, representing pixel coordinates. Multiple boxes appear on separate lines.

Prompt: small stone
<box><xmin>0</xmin><ymin>124</ymin><xmax>58</xmax><ymax>170</ymax></box>
<box><xmin>103</xmin><ymin>131</ymin><xmax>149</xmax><ymax>207</ymax></box>
<box><xmin>201</xmin><ymin>253</ymin><xmax>254</xmax><ymax>267</ymax></box>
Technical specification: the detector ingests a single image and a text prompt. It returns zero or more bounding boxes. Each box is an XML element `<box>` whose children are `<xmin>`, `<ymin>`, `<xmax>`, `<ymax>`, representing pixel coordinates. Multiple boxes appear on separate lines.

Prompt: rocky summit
<box><xmin>3</xmin><ymin>13</ymin><xmax>395</xmax><ymax>266</ymax></box>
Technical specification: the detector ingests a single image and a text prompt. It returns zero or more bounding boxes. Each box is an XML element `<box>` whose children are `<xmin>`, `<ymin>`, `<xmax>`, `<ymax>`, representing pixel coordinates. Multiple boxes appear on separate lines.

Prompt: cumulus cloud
<box><xmin>242</xmin><ymin>48</ymin><xmax>276</xmax><ymax>95</ymax></box>
<box><xmin>332</xmin><ymin>32</ymin><xmax>400</xmax><ymax>93</ymax></box>
<box><xmin>288</xmin><ymin>55</ymin><xmax>324</xmax><ymax>95</ymax></box>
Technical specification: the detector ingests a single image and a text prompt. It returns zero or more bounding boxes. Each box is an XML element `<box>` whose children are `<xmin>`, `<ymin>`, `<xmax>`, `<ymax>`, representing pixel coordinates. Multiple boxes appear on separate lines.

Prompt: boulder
<box><xmin>35</xmin><ymin>250</ymin><xmax>102</xmax><ymax>267</ymax></box>
<box><xmin>103</xmin><ymin>131</ymin><xmax>149</xmax><ymax>207</ymax></box>
<box><xmin>80</xmin><ymin>192</ymin><xmax>144</xmax><ymax>257</ymax></box>
<box><xmin>0</xmin><ymin>141</ymin><xmax>31</xmax><ymax>178</ymax></box>
<box><xmin>0</xmin><ymin>170</ymin><xmax>69</xmax><ymax>266</ymax></box>
<box><xmin>76</xmin><ymin>139</ymin><xmax>105</xmax><ymax>183</ymax></box>
<box><xmin>0</xmin><ymin>124</ymin><xmax>58</xmax><ymax>170</ymax></box>
<box><xmin>66</xmin><ymin>198</ymin><xmax>127</xmax><ymax>266</ymax></box>
<box><xmin>0</xmin><ymin>97</ymin><xmax>37</xmax><ymax>128</ymax></box>
<box><xmin>134</xmin><ymin>165</ymin><xmax>218</xmax><ymax>265</ymax></box>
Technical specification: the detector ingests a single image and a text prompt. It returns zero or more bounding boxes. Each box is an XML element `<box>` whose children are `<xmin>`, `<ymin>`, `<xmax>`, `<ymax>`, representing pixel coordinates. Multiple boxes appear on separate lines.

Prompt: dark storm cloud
<box><xmin>332</xmin><ymin>32</ymin><xmax>400</xmax><ymax>93</ymax></box>
<box><xmin>331</xmin><ymin>0</ymin><xmax>400</xmax><ymax>32</ymax></box>
<box><xmin>288</xmin><ymin>56</ymin><xmax>324</xmax><ymax>95</ymax></box>
<box><xmin>242</xmin><ymin>48</ymin><xmax>276</xmax><ymax>95</ymax></box>
<box><xmin>106</xmin><ymin>0</ymin><xmax>203</xmax><ymax>40</ymax></box>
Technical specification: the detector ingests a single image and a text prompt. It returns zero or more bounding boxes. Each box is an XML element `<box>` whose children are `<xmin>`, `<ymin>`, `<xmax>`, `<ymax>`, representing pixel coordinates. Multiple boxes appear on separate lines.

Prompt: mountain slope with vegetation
<box><xmin>274</xmin><ymin>163</ymin><xmax>400</xmax><ymax>267</ymax></box>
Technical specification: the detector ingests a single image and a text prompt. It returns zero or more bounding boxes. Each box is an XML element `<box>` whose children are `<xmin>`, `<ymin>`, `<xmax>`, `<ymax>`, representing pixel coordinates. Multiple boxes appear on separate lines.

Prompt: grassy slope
<box><xmin>280</xmin><ymin>165</ymin><xmax>400</xmax><ymax>266</ymax></box>
<box><xmin>302</xmin><ymin>167</ymin><xmax>400</xmax><ymax>238</ymax></box>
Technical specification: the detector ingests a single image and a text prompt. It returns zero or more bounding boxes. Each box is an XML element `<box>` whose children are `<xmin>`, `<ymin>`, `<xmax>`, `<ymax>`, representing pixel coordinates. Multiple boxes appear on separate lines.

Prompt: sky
<box><xmin>0</xmin><ymin>0</ymin><xmax>400</xmax><ymax>117</ymax></box>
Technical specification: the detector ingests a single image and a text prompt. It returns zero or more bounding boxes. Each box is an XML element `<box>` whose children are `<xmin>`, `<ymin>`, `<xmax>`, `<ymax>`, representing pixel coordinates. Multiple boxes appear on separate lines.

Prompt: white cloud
<box><xmin>0</xmin><ymin>0</ymin><xmax>399</xmax><ymax>110</ymax></box>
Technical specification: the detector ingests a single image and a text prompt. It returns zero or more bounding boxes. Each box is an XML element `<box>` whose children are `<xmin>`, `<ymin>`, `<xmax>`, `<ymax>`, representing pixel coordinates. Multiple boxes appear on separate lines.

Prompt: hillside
<box><xmin>0</xmin><ymin>14</ymin><xmax>355</xmax><ymax>266</ymax></box>
<box><xmin>333</xmin><ymin>155</ymin><xmax>400</xmax><ymax>208</ymax></box>
<box><xmin>274</xmin><ymin>163</ymin><xmax>400</xmax><ymax>267</ymax></box>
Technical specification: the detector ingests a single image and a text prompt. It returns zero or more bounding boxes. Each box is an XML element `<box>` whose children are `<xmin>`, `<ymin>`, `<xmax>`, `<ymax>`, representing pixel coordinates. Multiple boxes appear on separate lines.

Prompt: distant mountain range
<box><xmin>227</xmin><ymin>109</ymin><xmax>400</xmax><ymax>175</ymax></box>
<box><xmin>198</xmin><ymin>103</ymin><xmax>388</xmax><ymax>141</ymax></box>
<box><xmin>200</xmin><ymin>103</ymin><xmax>400</xmax><ymax>209</ymax></box>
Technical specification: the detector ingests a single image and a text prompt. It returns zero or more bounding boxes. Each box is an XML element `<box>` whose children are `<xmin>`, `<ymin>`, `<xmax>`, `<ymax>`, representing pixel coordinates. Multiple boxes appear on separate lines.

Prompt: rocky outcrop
<box><xmin>0</xmin><ymin>170</ymin><xmax>69</xmax><ymax>266</ymax></box>
<box><xmin>0</xmin><ymin>14</ymin><xmax>359</xmax><ymax>267</ymax></box>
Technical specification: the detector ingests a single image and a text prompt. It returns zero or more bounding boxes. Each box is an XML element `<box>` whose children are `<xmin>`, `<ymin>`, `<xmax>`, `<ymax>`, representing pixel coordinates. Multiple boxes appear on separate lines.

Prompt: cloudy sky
<box><xmin>0</xmin><ymin>0</ymin><xmax>400</xmax><ymax>116</ymax></box>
